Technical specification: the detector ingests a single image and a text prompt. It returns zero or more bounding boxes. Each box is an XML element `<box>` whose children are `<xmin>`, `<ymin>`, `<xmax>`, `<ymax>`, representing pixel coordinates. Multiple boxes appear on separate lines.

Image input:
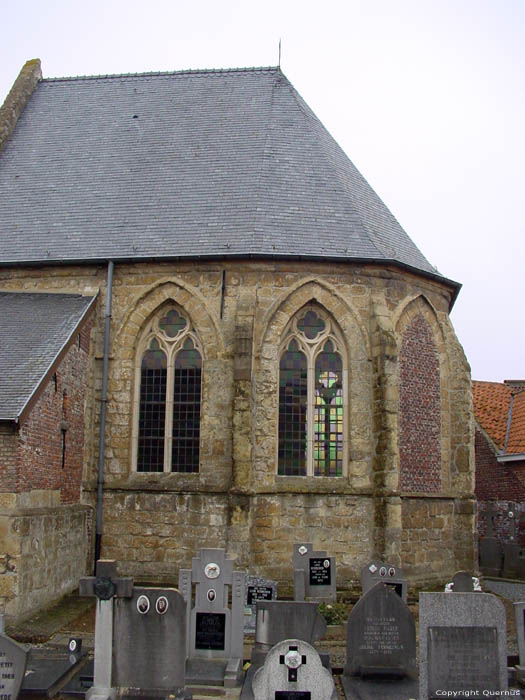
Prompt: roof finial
<box><xmin>278</xmin><ymin>38</ymin><xmax>282</xmax><ymax>68</ymax></box>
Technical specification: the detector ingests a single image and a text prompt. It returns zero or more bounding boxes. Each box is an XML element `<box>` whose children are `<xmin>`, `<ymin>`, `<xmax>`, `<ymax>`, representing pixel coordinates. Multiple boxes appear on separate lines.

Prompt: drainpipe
<box><xmin>94</xmin><ymin>260</ymin><xmax>114</xmax><ymax>571</ymax></box>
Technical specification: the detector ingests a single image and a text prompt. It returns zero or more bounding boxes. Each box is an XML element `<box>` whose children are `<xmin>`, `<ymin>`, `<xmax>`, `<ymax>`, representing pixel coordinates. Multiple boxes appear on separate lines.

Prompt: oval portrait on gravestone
<box><xmin>380</xmin><ymin>567</ymin><xmax>387</xmax><ymax>577</ymax></box>
<box><xmin>137</xmin><ymin>595</ymin><xmax>150</xmax><ymax>614</ymax></box>
<box><xmin>207</xmin><ymin>589</ymin><xmax>216</xmax><ymax>602</ymax></box>
<box><xmin>156</xmin><ymin>596</ymin><xmax>168</xmax><ymax>614</ymax></box>
<box><xmin>323</xmin><ymin>559</ymin><xmax>330</xmax><ymax>568</ymax></box>
<box><xmin>204</xmin><ymin>563</ymin><xmax>221</xmax><ymax>579</ymax></box>
<box><xmin>389</xmin><ymin>567</ymin><xmax>396</xmax><ymax>576</ymax></box>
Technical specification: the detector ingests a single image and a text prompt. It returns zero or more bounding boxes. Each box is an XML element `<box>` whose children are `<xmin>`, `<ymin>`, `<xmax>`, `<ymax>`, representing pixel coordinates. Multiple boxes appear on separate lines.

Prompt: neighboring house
<box><xmin>0</xmin><ymin>59</ymin><xmax>475</xmax><ymax>621</ymax></box>
<box><xmin>473</xmin><ymin>380</ymin><xmax>525</xmax><ymax>544</ymax></box>
<box><xmin>0</xmin><ymin>292</ymin><xmax>96</xmax><ymax>620</ymax></box>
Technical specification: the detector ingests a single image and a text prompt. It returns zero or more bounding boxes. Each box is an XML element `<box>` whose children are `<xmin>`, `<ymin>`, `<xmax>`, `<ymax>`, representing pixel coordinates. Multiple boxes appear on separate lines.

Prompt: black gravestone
<box><xmin>451</xmin><ymin>571</ymin><xmax>475</xmax><ymax>592</ymax></box>
<box><xmin>344</xmin><ymin>582</ymin><xmax>416</xmax><ymax>679</ymax></box>
<box><xmin>309</xmin><ymin>558</ymin><xmax>331</xmax><ymax>586</ymax></box>
<box><xmin>195</xmin><ymin>612</ymin><xmax>226</xmax><ymax>650</ymax></box>
<box><xmin>427</xmin><ymin>626</ymin><xmax>499</xmax><ymax>695</ymax></box>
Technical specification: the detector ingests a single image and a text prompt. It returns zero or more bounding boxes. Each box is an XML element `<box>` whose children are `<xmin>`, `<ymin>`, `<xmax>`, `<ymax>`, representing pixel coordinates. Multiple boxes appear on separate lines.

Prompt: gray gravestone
<box><xmin>360</xmin><ymin>560</ymin><xmax>407</xmax><ymax>602</ymax></box>
<box><xmin>252</xmin><ymin>639</ymin><xmax>337</xmax><ymax>700</ymax></box>
<box><xmin>514</xmin><ymin>601</ymin><xmax>525</xmax><ymax>686</ymax></box>
<box><xmin>112</xmin><ymin>587</ymin><xmax>188</xmax><ymax>698</ymax></box>
<box><xmin>244</xmin><ymin>576</ymin><xmax>277</xmax><ymax>633</ymax></box>
<box><xmin>0</xmin><ymin>621</ymin><xmax>28</xmax><ymax>700</ymax></box>
<box><xmin>252</xmin><ymin>600</ymin><xmax>326</xmax><ymax>663</ymax></box>
<box><xmin>419</xmin><ymin>592</ymin><xmax>508</xmax><ymax>699</ymax></box>
<box><xmin>344</xmin><ymin>582</ymin><xmax>416</xmax><ymax>679</ymax></box>
<box><xmin>293</xmin><ymin>543</ymin><xmax>336</xmax><ymax>602</ymax></box>
<box><xmin>179</xmin><ymin>548</ymin><xmax>245</xmax><ymax>688</ymax></box>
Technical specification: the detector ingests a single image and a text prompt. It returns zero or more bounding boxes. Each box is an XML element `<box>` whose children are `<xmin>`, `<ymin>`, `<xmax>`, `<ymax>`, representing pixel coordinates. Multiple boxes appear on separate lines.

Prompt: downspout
<box><xmin>94</xmin><ymin>260</ymin><xmax>114</xmax><ymax>570</ymax></box>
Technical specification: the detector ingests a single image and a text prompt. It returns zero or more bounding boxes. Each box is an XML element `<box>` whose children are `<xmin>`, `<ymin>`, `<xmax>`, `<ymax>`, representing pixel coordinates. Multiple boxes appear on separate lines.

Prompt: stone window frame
<box><xmin>277</xmin><ymin>304</ymin><xmax>348</xmax><ymax>478</ymax></box>
<box><xmin>131</xmin><ymin>305</ymin><xmax>203</xmax><ymax>474</ymax></box>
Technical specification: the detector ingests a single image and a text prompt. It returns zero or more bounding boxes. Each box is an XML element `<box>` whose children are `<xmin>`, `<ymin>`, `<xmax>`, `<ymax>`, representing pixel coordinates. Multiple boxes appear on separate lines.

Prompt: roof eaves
<box><xmin>15</xmin><ymin>294</ymin><xmax>98</xmax><ymax>425</ymax></box>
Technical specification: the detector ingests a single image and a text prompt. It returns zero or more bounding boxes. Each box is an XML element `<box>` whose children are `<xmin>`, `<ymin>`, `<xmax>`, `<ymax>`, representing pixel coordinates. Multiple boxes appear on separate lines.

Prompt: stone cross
<box><xmin>79</xmin><ymin>560</ymin><xmax>133</xmax><ymax>700</ymax></box>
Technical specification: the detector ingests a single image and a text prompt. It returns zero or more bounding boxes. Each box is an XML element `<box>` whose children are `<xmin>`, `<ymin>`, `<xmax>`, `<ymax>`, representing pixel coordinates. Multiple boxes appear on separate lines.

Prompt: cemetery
<box><xmin>1</xmin><ymin>545</ymin><xmax>525</xmax><ymax>699</ymax></box>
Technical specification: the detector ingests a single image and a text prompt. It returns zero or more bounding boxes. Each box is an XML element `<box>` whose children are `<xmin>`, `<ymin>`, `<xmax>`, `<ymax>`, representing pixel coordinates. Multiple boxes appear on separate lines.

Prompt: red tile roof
<box><xmin>473</xmin><ymin>380</ymin><xmax>525</xmax><ymax>454</ymax></box>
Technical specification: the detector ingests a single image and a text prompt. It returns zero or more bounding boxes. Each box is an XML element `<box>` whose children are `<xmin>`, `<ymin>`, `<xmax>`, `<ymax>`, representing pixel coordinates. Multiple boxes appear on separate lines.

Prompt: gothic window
<box><xmin>278</xmin><ymin>307</ymin><xmax>346</xmax><ymax>477</ymax></box>
<box><xmin>135</xmin><ymin>307</ymin><xmax>202</xmax><ymax>473</ymax></box>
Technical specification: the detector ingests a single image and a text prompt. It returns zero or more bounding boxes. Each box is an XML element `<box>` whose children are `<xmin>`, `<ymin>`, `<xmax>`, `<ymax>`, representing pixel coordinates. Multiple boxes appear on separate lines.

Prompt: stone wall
<box><xmin>0</xmin><ymin>501</ymin><xmax>92</xmax><ymax>621</ymax></box>
<box><xmin>0</xmin><ymin>259</ymin><xmax>475</xmax><ymax>594</ymax></box>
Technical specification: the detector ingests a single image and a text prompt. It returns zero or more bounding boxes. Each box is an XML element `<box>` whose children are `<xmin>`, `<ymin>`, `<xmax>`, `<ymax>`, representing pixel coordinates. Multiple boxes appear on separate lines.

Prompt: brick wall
<box><xmin>399</xmin><ymin>313</ymin><xmax>441</xmax><ymax>492</ymax></box>
<box><xmin>0</xmin><ymin>425</ymin><xmax>18</xmax><ymax>494</ymax></box>
<box><xmin>17</xmin><ymin>316</ymin><xmax>92</xmax><ymax>503</ymax></box>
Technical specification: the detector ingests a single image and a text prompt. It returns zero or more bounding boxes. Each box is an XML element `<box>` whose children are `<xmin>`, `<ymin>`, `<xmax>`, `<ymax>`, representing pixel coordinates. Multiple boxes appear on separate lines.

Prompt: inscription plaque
<box><xmin>428</xmin><ymin>626</ymin><xmax>499</xmax><ymax>695</ymax></box>
<box><xmin>247</xmin><ymin>585</ymin><xmax>274</xmax><ymax>606</ymax></box>
<box><xmin>309</xmin><ymin>558</ymin><xmax>331</xmax><ymax>586</ymax></box>
<box><xmin>275</xmin><ymin>692</ymin><xmax>311</xmax><ymax>699</ymax></box>
<box><xmin>195</xmin><ymin>612</ymin><xmax>226</xmax><ymax>650</ymax></box>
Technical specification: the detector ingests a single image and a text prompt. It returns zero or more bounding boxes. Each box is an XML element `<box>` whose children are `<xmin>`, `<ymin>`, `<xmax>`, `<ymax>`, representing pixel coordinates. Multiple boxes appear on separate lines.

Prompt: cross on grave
<box><xmin>279</xmin><ymin>644</ymin><xmax>308</xmax><ymax>683</ymax></box>
<box><xmin>79</xmin><ymin>560</ymin><xmax>133</xmax><ymax>700</ymax></box>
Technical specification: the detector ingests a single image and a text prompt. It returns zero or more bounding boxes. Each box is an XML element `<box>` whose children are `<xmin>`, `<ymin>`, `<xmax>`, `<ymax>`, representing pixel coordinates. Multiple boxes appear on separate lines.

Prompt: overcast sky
<box><xmin>1</xmin><ymin>0</ymin><xmax>523</xmax><ymax>382</ymax></box>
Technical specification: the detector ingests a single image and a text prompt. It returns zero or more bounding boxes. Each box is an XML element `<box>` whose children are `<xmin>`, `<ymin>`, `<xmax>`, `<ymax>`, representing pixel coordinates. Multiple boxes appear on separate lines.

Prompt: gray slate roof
<box><xmin>0</xmin><ymin>292</ymin><xmax>95</xmax><ymax>421</ymax></box>
<box><xmin>0</xmin><ymin>66</ymin><xmax>445</xmax><ymax>281</ymax></box>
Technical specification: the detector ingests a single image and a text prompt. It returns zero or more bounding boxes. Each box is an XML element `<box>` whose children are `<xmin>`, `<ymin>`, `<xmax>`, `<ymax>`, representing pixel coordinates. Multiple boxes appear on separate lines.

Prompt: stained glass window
<box><xmin>136</xmin><ymin>311</ymin><xmax>202</xmax><ymax>473</ymax></box>
<box><xmin>278</xmin><ymin>309</ymin><xmax>345</xmax><ymax>477</ymax></box>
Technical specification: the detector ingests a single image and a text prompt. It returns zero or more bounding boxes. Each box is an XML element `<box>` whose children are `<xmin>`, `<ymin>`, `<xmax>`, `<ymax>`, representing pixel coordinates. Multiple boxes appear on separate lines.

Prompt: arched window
<box><xmin>278</xmin><ymin>307</ymin><xmax>346</xmax><ymax>477</ymax></box>
<box><xmin>135</xmin><ymin>307</ymin><xmax>202</xmax><ymax>473</ymax></box>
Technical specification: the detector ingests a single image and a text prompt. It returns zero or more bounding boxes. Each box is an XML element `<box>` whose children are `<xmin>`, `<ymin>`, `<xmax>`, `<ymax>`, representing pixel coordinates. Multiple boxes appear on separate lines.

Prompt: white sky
<box><xmin>1</xmin><ymin>0</ymin><xmax>523</xmax><ymax>382</ymax></box>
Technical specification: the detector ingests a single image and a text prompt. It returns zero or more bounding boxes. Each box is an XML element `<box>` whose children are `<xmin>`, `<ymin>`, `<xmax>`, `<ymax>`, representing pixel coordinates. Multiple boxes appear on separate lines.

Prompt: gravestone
<box><xmin>450</xmin><ymin>571</ymin><xmax>478</xmax><ymax>592</ymax></box>
<box><xmin>112</xmin><ymin>587</ymin><xmax>188</xmax><ymax>698</ymax></box>
<box><xmin>251</xmin><ymin>601</ymin><xmax>327</xmax><ymax>664</ymax></box>
<box><xmin>179</xmin><ymin>548</ymin><xmax>245</xmax><ymax>688</ymax></box>
<box><xmin>244</xmin><ymin>576</ymin><xmax>277</xmax><ymax>633</ymax></box>
<box><xmin>252</xmin><ymin>639</ymin><xmax>337</xmax><ymax>700</ymax></box>
<box><xmin>293</xmin><ymin>543</ymin><xmax>336</xmax><ymax>602</ymax></box>
<box><xmin>419</xmin><ymin>592</ymin><xmax>507</xmax><ymax>699</ymax></box>
<box><xmin>360</xmin><ymin>561</ymin><xmax>407</xmax><ymax>602</ymax></box>
<box><xmin>0</xmin><ymin>617</ymin><xmax>28</xmax><ymax>700</ymax></box>
<box><xmin>79</xmin><ymin>559</ymin><xmax>133</xmax><ymax>700</ymax></box>
<box><xmin>344</xmin><ymin>582</ymin><xmax>416</xmax><ymax>679</ymax></box>
<box><xmin>342</xmin><ymin>583</ymin><xmax>418</xmax><ymax>700</ymax></box>
<box><xmin>514</xmin><ymin>601</ymin><xmax>525</xmax><ymax>686</ymax></box>
<box><xmin>479</xmin><ymin>505</ymin><xmax>504</xmax><ymax>577</ymax></box>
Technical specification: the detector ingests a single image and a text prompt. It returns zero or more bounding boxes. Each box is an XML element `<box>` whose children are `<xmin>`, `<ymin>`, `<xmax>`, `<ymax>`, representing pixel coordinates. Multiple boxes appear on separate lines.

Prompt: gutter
<box><xmin>497</xmin><ymin>454</ymin><xmax>525</xmax><ymax>464</ymax></box>
<box><xmin>94</xmin><ymin>260</ymin><xmax>114</xmax><ymax>570</ymax></box>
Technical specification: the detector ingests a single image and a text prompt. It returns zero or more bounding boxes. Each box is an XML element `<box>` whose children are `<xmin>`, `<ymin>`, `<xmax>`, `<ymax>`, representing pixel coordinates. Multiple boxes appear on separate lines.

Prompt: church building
<box><xmin>0</xmin><ymin>59</ymin><xmax>475</xmax><ymax>622</ymax></box>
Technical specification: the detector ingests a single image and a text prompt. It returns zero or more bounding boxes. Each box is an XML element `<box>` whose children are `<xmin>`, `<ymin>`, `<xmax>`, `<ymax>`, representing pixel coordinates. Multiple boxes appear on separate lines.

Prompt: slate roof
<box><xmin>0</xmin><ymin>292</ymin><xmax>96</xmax><ymax>421</ymax></box>
<box><xmin>0</xmin><ymin>66</ymin><xmax>456</xmax><ymax>290</ymax></box>
<box><xmin>473</xmin><ymin>380</ymin><xmax>525</xmax><ymax>455</ymax></box>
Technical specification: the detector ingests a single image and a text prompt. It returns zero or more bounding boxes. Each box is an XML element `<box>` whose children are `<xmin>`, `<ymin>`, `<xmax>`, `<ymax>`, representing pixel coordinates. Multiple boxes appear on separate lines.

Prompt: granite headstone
<box><xmin>360</xmin><ymin>561</ymin><xmax>407</xmax><ymax>602</ymax></box>
<box><xmin>0</xmin><ymin>623</ymin><xmax>28</xmax><ymax>700</ymax></box>
<box><xmin>419</xmin><ymin>592</ymin><xmax>508</xmax><ymax>699</ymax></box>
<box><xmin>252</xmin><ymin>639</ymin><xmax>337</xmax><ymax>700</ymax></box>
<box><xmin>293</xmin><ymin>543</ymin><xmax>336</xmax><ymax>602</ymax></box>
<box><xmin>344</xmin><ymin>582</ymin><xmax>416</xmax><ymax>679</ymax></box>
<box><xmin>244</xmin><ymin>576</ymin><xmax>277</xmax><ymax>633</ymax></box>
<box><xmin>112</xmin><ymin>587</ymin><xmax>188</xmax><ymax>698</ymax></box>
<box><xmin>179</xmin><ymin>548</ymin><xmax>245</xmax><ymax>687</ymax></box>
<box><xmin>514</xmin><ymin>601</ymin><xmax>525</xmax><ymax>686</ymax></box>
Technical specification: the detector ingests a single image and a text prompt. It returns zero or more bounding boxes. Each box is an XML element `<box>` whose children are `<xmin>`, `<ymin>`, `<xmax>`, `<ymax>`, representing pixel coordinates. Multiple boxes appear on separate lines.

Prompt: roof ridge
<box><xmin>42</xmin><ymin>66</ymin><xmax>279</xmax><ymax>84</ymax></box>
